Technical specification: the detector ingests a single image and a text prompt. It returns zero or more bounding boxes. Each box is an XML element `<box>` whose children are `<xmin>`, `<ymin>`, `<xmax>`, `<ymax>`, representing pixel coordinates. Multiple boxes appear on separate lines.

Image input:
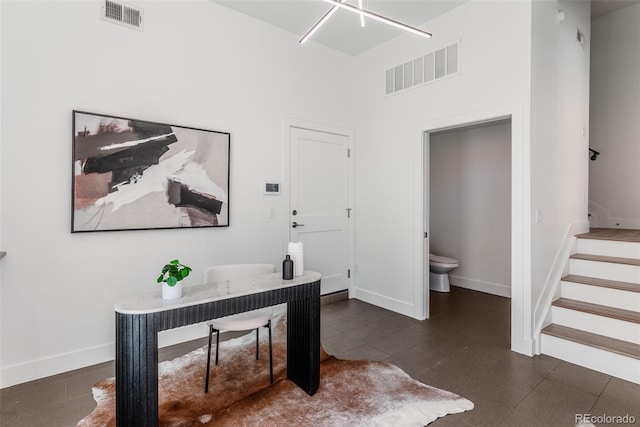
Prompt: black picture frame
<box><xmin>72</xmin><ymin>110</ymin><xmax>230</xmax><ymax>232</ymax></box>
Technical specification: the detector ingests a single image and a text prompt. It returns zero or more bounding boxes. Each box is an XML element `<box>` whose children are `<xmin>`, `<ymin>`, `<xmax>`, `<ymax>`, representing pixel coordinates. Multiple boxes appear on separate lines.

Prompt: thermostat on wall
<box><xmin>263</xmin><ymin>181</ymin><xmax>280</xmax><ymax>195</ymax></box>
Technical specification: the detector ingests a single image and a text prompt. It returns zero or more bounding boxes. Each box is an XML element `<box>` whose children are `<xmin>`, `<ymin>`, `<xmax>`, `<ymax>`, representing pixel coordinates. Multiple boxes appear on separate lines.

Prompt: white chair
<box><xmin>204</xmin><ymin>263</ymin><xmax>275</xmax><ymax>393</ymax></box>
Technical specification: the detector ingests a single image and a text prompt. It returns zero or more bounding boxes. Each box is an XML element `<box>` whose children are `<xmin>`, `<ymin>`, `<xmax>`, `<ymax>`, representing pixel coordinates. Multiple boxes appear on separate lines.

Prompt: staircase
<box><xmin>540</xmin><ymin>228</ymin><xmax>640</xmax><ymax>384</ymax></box>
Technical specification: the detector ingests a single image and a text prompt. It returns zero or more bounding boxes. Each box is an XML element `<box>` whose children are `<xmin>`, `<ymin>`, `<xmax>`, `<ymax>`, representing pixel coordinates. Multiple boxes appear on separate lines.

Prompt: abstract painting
<box><xmin>72</xmin><ymin>111</ymin><xmax>229</xmax><ymax>232</ymax></box>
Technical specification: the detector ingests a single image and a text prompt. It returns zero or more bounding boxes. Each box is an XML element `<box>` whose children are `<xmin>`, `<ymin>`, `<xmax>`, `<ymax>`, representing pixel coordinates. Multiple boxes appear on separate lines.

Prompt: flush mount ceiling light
<box><xmin>299</xmin><ymin>0</ymin><xmax>432</xmax><ymax>45</ymax></box>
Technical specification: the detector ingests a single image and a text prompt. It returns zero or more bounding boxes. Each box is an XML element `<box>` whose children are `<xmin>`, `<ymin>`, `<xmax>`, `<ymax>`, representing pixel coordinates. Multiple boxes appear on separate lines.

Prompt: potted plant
<box><xmin>157</xmin><ymin>259</ymin><xmax>192</xmax><ymax>300</ymax></box>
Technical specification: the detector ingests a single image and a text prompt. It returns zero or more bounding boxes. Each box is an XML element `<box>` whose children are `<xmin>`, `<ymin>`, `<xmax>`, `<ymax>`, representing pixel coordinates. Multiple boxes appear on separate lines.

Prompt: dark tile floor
<box><xmin>1</xmin><ymin>287</ymin><xmax>638</xmax><ymax>426</ymax></box>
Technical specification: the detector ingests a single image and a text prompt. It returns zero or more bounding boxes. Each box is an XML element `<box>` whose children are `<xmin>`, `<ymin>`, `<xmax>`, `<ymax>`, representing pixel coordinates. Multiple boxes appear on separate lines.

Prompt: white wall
<box><xmin>0</xmin><ymin>0</ymin><xmax>354</xmax><ymax>387</ymax></box>
<box><xmin>589</xmin><ymin>3</ymin><xmax>640</xmax><ymax>229</ymax></box>
<box><xmin>430</xmin><ymin>121</ymin><xmax>512</xmax><ymax>297</ymax></box>
<box><xmin>0</xmin><ymin>0</ymin><xmax>598</xmax><ymax>386</ymax></box>
<box><xmin>351</xmin><ymin>0</ymin><xmax>531</xmax><ymax>322</ymax></box>
<box><xmin>353</xmin><ymin>0</ymin><xmax>592</xmax><ymax>356</ymax></box>
<box><xmin>0</xmin><ymin>2</ymin><xmax>4</xmax><ymax>378</ymax></box>
<box><xmin>529</xmin><ymin>0</ymin><xmax>591</xmax><ymax>337</ymax></box>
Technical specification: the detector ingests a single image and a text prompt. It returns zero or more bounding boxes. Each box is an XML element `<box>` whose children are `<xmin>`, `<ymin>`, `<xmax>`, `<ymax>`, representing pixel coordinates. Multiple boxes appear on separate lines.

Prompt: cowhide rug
<box><xmin>77</xmin><ymin>315</ymin><xmax>473</xmax><ymax>426</ymax></box>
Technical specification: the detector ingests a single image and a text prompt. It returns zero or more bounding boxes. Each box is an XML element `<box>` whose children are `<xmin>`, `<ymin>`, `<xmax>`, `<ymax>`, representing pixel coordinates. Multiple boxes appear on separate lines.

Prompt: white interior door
<box><xmin>289</xmin><ymin>126</ymin><xmax>350</xmax><ymax>295</ymax></box>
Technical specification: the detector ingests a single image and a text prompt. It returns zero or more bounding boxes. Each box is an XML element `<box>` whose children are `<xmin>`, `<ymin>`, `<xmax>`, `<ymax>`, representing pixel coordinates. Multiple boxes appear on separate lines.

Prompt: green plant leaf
<box><xmin>157</xmin><ymin>260</ymin><xmax>191</xmax><ymax>286</ymax></box>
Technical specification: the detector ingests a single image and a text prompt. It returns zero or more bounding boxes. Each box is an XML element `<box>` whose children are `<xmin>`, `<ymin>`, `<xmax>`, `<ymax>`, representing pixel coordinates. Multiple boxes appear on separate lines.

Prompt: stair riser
<box><xmin>560</xmin><ymin>281</ymin><xmax>640</xmax><ymax>312</ymax></box>
<box><xmin>570</xmin><ymin>259</ymin><xmax>640</xmax><ymax>283</ymax></box>
<box><xmin>551</xmin><ymin>306</ymin><xmax>640</xmax><ymax>344</ymax></box>
<box><xmin>577</xmin><ymin>238</ymin><xmax>640</xmax><ymax>259</ymax></box>
<box><xmin>540</xmin><ymin>334</ymin><xmax>640</xmax><ymax>384</ymax></box>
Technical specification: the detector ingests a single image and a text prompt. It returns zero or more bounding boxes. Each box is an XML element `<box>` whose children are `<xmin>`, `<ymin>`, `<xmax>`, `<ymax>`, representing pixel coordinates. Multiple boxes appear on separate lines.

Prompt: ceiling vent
<box><xmin>101</xmin><ymin>0</ymin><xmax>144</xmax><ymax>31</ymax></box>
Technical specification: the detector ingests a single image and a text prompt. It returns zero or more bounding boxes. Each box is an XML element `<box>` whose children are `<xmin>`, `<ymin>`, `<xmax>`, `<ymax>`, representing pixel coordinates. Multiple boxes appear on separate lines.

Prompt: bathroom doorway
<box><xmin>413</xmin><ymin>103</ymin><xmax>530</xmax><ymax>355</ymax></box>
<box><xmin>429</xmin><ymin>119</ymin><xmax>512</xmax><ymax>298</ymax></box>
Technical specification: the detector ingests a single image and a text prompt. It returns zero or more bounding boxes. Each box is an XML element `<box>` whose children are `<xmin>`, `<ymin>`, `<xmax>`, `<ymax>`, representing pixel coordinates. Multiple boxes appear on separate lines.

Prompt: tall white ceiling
<box><xmin>213</xmin><ymin>0</ymin><xmax>467</xmax><ymax>56</ymax></box>
<box><xmin>214</xmin><ymin>0</ymin><xmax>640</xmax><ymax>56</ymax></box>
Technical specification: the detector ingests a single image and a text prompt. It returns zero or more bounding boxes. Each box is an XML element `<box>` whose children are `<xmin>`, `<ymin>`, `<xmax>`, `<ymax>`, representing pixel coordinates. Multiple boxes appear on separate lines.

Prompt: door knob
<box><xmin>292</xmin><ymin>221</ymin><xmax>305</xmax><ymax>228</ymax></box>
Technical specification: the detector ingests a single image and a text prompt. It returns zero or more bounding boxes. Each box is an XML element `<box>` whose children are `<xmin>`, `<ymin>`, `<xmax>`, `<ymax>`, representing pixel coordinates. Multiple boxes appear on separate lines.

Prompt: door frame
<box><xmin>413</xmin><ymin>103</ymin><xmax>533</xmax><ymax>356</ymax></box>
<box><xmin>281</xmin><ymin>117</ymin><xmax>355</xmax><ymax>297</ymax></box>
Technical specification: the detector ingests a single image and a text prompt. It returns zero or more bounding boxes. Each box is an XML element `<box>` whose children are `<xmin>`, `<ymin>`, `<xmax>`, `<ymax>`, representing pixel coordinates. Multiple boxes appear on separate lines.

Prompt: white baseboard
<box><xmin>588</xmin><ymin>200</ymin><xmax>609</xmax><ymax>228</ymax></box>
<box><xmin>352</xmin><ymin>287</ymin><xmax>416</xmax><ymax>319</ymax></box>
<box><xmin>603</xmin><ymin>217</ymin><xmax>640</xmax><ymax>229</ymax></box>
<box><xmin>533</xmin><ymin>220</ymin><xmax>590</xmax><ymax>341</ymax></box>
<box><xmin>0</xmin><ymin>303</ymin><xmax>288</xmax><ymax>389</ymax></box>
<box><xmin>3</xmin><ymin>304</ymin><xmax>291</xmax><ymax>389</ymax></box>
<box><xmin>1</xmin><ymin>323</ymin><xmax>216</xmax><ymax>389</ymax></box>
<box><xmin>1</xmin><ymin>343</ymin><xmax>114</xmax><ymax>389</ymax></box>
<box><xmin>448</xmin><ymin>275</ymin><xmax>511</xmax><ymax>298</ymax></box>
<box><xmin>588</xmin><ymin>200</ymin><xmax>640</xmax><ymax>229</ymax></box>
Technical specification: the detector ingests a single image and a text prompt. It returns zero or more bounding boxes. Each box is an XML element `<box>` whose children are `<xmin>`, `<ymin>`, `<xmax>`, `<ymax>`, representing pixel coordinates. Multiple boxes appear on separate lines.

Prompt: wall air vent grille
<box><xmin>385</xmin><ymin>41</ymin><xmax>460</xmax><ymax>96</ymax></box>
<box><xmin>101</xmin><ymin>0</ymin><xmax>144</xmax><ymax>31</ymax></box>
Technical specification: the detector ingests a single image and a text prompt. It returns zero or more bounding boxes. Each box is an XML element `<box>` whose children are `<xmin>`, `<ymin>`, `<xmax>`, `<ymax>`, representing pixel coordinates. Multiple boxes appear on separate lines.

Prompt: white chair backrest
<box><xmin>203</xmin><ymin>263</ymin><xmax>275</xmax><ymax>284</ymax></box>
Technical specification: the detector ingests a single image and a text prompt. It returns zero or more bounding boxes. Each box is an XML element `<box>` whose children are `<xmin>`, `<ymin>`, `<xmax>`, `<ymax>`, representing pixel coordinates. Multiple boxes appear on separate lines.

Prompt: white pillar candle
<box><xmin>287</xmin><ymin>241</ymin><xmax>304</xmax><ymax>277</ymax></box>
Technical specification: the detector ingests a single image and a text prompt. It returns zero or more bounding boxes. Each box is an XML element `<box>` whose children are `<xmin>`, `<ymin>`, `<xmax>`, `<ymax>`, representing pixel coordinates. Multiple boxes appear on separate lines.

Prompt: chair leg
<box><xmin>215</xmin><ymin>329</ymin><xmax>220</xmax><ymax>365</ymax></box>
<box><xmin>205</xmin><ymin>325</ymin><xmax>214</xmax><ymax>393</ymax></box>
<box><xmin>255</xmin><ymin>328</ymin><xmax>260</xmax><ymax>360</ymax></box>
<box><xmin>207</xmin><ymin>323</ymin><xmax>273</xmax><ymax>391</ymax></box>
<box><xmin>268</xmin><ymin>319</ymin><xmax>273</xmax><ymax>384</ymax></box>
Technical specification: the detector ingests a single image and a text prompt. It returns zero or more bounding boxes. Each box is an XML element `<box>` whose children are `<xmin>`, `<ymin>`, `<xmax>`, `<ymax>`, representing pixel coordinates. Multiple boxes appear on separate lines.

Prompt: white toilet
<box><xmin>429</xmin><ymin>253</ymin><xmax>459</xmax><ymax>292</ymax></box>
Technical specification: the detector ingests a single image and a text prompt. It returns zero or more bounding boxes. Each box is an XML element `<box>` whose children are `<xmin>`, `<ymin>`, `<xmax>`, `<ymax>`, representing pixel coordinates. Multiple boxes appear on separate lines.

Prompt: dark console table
<box><xmin>114</xmin><ymin>271</ymin><xmax>321</xmax><ymax>426</ymax></box>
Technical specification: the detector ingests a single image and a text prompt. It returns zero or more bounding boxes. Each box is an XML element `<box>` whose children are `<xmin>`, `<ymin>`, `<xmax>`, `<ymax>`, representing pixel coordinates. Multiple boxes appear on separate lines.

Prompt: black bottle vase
<box><xmin>282</xmin><ymin>255</ymin><xmax>294</xmax><ymax>280</ymax></box>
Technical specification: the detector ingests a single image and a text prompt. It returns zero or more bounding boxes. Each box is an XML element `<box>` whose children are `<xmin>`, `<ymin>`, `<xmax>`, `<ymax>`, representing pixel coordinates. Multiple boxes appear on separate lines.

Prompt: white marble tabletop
<box><xmin>115</xmin><ymin>271</ymin><xmax>321</xmax><ymax>315</ymax></box>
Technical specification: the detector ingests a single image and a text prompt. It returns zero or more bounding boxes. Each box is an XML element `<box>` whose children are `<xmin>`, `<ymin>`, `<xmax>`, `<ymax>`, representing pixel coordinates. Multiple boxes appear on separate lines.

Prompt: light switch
<box><xmin>536</xmin><ymin>208</ymin><xmax>543</xmax><ymax>224</ymax></box>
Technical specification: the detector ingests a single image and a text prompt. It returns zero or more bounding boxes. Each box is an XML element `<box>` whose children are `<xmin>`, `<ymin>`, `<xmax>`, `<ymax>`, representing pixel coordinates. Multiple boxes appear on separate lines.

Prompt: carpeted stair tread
<box><xmin>562</xmin><ymin>274</ymin><xmax>640</xmax><ymax>293</ymax></box>
<box><xmin>542</xmin><ymin>324</ymin><xmax>640</xmax><ymax>360</ymax></box>
<box><xmin>570</xmin><ymin>253</ymin><xmax>640</xmax><ymax>266</ymax></box>
<box><xmin>552</xmin><ymin>298</ymin><xmax>640</xmax><ymax>324</ymax></box>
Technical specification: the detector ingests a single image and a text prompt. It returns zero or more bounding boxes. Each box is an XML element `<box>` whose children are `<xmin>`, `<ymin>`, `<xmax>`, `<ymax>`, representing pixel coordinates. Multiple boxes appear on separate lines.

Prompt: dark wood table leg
<box><xmin>116</xmin><ymin>312</ymin><xmax>159</xmax><ymax>426</ymax></box>
<box><xmin>286</xmin><ymin>280</ymin><xmax>321</xmax><ymax>395</ymax></box>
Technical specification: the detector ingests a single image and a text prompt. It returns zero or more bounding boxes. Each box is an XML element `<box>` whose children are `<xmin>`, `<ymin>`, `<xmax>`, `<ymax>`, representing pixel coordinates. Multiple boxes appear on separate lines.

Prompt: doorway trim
<box><xmin>281</xmin><ymin>117</ymin><xmax>355</xmax><ymax>297</ymax></box>
<box><xmin>413</xmin><ymin>103</ymin><xmax>533</xmax><ymax>356</ymax></box>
